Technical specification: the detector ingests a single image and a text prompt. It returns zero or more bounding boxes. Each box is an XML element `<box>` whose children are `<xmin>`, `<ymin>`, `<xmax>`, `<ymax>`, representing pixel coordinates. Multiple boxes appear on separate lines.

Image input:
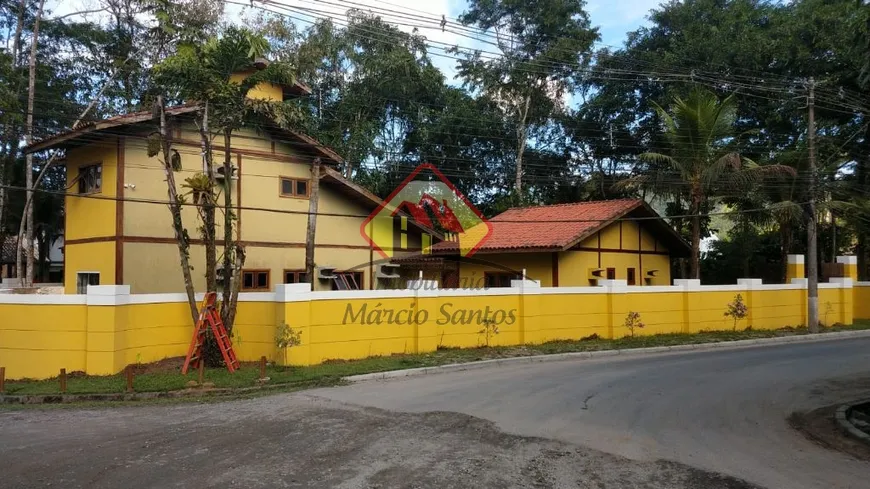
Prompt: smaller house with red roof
<box><xmin>430</xmin><ymin>199</ymin><xmax>690</xmax><ymax>288</ymax></box>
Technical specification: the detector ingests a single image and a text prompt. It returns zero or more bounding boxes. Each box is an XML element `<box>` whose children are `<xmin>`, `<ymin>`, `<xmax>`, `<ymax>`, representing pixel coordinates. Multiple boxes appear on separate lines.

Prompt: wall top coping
<box><xmin>0</xmin><ymin>279</ymin><xmax>856</xmax><ymax>305</ymax></box>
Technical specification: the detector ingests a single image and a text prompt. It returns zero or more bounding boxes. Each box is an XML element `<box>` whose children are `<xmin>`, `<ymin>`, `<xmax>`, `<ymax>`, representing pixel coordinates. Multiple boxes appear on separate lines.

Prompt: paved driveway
<box><xmin>312</xmin><ymin>338</ymin><xmax>870</xmax><ymax>489</ymax></box>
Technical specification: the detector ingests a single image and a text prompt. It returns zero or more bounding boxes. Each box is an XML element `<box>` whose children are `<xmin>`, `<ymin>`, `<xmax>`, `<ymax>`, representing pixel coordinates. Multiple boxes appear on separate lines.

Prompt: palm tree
<box><xmin>155</xmin><ymin>27</ymin><xmax>300</xmax><ymax>339</ymax></box>
<box><xmin>620</xmin><ymin>88</ymin><xmax>794</xmax><ymax>279</ymax></box>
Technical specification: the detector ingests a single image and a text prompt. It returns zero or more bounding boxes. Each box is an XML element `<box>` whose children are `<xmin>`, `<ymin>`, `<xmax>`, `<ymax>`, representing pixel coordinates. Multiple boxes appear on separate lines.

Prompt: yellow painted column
<box><xmin>414</xmin><ymin>282</ymin><xmax>440</xmax><ymax>353</ymax></box>
<box><xmin>674</xmin><ymin>279</ymin><xmax>701</xmax><ymax>333</ymax></box>
<box><xmin>786</xmin><ymin>254</ymin><xmax>805</xmax><ymax>283</ymax></box>
<box><xmin>512</xmin><ymin>278</ymin><xmax>540</xmax><ymax>345</ymax></box>
<box><xmin>836</xmin><ymin>256</ymin><xmax>858</xmax><ymax>281</ymax></box>
<box><xmin>85</xmin><ymin>285</ymin><xmax>130</xmax><ymax>375</ymax></box>
<box><xmin>276</xmin><ymin>284</ymin><xmax>312</xmax><ymax>366</ymax></box>
<box><xmin>737</xmin><ymin>279</ymin><xmax>762</xmax><ymax>329</ymax></box>
<box><xmin>829</xmin><ymin>277</ymin><xmax>854</xmax><ymax>325</ymax></box>
<box><xmin>602</xmin><ymin>280</ymin><xmax>628</xmax><ymax>339</ymax></box>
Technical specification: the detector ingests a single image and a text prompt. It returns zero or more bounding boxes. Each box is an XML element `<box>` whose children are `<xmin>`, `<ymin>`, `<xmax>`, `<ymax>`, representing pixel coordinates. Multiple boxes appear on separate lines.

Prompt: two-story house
<box><xmin>26</xmin><ymin>67</ymin><xmax>433</xmax><ymax>294</ymax></box>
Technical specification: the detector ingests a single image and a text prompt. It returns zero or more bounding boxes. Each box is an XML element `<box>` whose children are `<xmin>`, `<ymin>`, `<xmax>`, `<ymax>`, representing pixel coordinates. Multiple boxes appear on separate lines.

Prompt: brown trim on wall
<box><xmin>638</xmin><ymin>224</ymin><xmax>643</xmax><ymax>283</ymax></box>
<box><xmin>170</xmin><ymin>138</ymin><xmax>298</xmax><ymax>163</ymax></box>
<box><xmin>551</xmin><ymin>252</ymin><xmax>559</xmax><ymax>287</ymax></box>
<box><xmin>270</xmin><ymin>141</ymin><xmax>275</xmax><ymax>154</ymax></box>
<box><xmin>236</xmin><ymin>153</ymin><xmax>242</xmax><ymax>241</ymax></box>
<box><xmin>619</xmin><ymin>221</ymin><xmax>623</xmax><ymax>250</ymax></box>
<box><xmin>65</xmin><ymin>236</ymin><xmax>117</xmax><ymax>245</ymax></box>
<box><xmin>369</xmin><ymin>246</ymin><xmax>374</xmax><ymax>289</ymax></box>
<box><xmin>115</xmin><ymin>137</ymin><xmax>125</xmax><ymax>285</ymax></box>
<box><xmin>597</xmin><ymin>232</ymin><xmax>602</xmax><ymax>268</ymax></box>
<box><xmin>118</xmin><ymin>235</ymin><xmax>372</xmax><ymax>250</ymax></box>
<box><xmin>574</xmin><ymin>247</ymin><xmax>670</xmax><ymax>256</ymax></box>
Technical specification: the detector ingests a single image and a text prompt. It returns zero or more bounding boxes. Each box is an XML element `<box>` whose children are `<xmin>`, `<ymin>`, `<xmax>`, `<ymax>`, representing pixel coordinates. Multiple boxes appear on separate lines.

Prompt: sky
<box><xmin>51</xmin><ymin>0</ymin><xmax>668</xmax><ymax>82</ymax></box>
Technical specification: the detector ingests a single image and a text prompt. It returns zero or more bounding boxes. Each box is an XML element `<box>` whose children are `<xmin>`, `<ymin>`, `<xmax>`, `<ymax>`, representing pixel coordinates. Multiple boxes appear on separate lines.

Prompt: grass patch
<box><xmin>5</xmin><ymin>320</ymin><xmax>870</xmax><ymax>398</ymax></box>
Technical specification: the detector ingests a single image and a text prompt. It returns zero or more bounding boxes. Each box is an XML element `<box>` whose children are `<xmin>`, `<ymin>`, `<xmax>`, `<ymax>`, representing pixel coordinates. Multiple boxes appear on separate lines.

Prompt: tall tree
<box><xmin>18</xmin><ymin>0</ymin><xmax>45</xmax><ymax>286</ymax></box>
<box><xmin>452</xmin><ymin>0</ymin><xmax>599</xmax><ymax>195</ymax></box>
<box><xmin>155</xmin><ymin>26</ymin><xmax>299</xmax><ymax>351</ymax></box>
<box><xmin>621</xmin><ymin>89</ymin><xmax>794</xmax><ymax>279</ymax></box>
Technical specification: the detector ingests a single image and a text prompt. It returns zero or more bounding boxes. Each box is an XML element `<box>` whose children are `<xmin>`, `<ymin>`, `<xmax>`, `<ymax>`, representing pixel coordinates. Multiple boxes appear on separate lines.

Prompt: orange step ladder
<box><xmin>182</xmin><ymin>292</ymin><xmax>241</xmax><ymax>374</ymax></box>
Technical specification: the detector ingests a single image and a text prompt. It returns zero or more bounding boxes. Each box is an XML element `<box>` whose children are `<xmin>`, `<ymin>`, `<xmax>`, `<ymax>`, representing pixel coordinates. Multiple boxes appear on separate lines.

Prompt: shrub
<box><xmin>275</xmin><ymin>323</ymin><xmax>302</xmax><ymax>365</ymax></box>
<box><xmin>624</xmin><ymin>311</ymin><xmax>645</xmax><ymax>338</ymax></box>
<box><xmin>478</xmin><ymin>318</ymin><xmax>500</xmax><ymax>347</ymax></box>
<box><xmin>724</xmin><ymin>294</ymin><xmax>749</xmax><ymax>331</ymax></box>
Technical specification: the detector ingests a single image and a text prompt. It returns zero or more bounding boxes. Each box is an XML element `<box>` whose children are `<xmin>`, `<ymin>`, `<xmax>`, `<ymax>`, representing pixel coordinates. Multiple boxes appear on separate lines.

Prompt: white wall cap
<box><xmin>673</xmin><ymin>279</ymin><xmax>701</xmax><ymax>290</ymax></box>
<box><xmin>836</xmin><ymin>256</ymin><xmax>858</xmax><ymax>265</ymax></box>
<box><xmin>737</xmin><ymin>278</ymin><xmax>763</xmax><ymax>289</ymax></box>
<box><xmin>87</xmin><ymin>285</ymin><xmax>131</xmax><ymax>296</ymax></box>
<box><xmin>827</xmin><ymin>277</ymin><xmax>854</xmax><ymax>288</ymax></box>
<box><xmin>510</xmin><ymin>279</ymin><xmax>541</xmax><ymax>288</ymax></box>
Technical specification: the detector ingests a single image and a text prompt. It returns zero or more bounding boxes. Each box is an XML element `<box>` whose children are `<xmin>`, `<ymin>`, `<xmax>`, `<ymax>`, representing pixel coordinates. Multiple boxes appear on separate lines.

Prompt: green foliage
<box><xmin>724</xmin><ymin>294</ymin><xmax>749</xmax><ymax>331</ymax></box>
<box><xmin>275</xmin><ymin>323</ymin><xmax>303</xmax><ymax>349</ymax></box>
<box><xmin>624</xmin><ymin>311</ymin><xmax>645</xmax><ymax>338</ymax></box>
<box><xmin>478</xmin><ymin>318</ymin><xmax>500</xmax><ymax>347</ymax></box>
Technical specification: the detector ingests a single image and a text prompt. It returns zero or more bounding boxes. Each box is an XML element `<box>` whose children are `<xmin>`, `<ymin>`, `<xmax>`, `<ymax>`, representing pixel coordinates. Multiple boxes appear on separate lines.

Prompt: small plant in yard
<box><xmin>823</xmin><ymin>301</ymin><xmax>834</xmax><ymax>328</ymax></box>
<box><xmin>724</xmin><ymin>294</ymin><xmax>749</xmax><ymax>331</ymax></box>
<box><xmin>275</xmin><ymin>323</ymin><xmax>303</xmax><ymax>365</ymax></box>
<box><xmin>624</xmin><ymin>311</ymin><xmax>644</xmax><ymax>338</ymax></box>
<box><xmin>478</xmin><ymin>318</ymin><xmax>500</xmax><ymax>347</ymax></box>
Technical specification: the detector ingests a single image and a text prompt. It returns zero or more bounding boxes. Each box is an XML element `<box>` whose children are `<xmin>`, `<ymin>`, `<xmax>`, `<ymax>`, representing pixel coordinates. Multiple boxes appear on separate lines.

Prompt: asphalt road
<box><xmin>0</xmin><ymin>391</ymin><xmax>753</xmax><ymax>489</ymax></box>
<box><xmin>313</xmin><ymin>337</ymin><xmax>870</xmax><ymax>489</ymax></box>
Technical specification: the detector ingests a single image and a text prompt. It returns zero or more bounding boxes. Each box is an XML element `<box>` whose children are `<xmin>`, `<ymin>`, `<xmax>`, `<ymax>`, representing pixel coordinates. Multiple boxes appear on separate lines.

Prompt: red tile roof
<box><xmin>433</xmin><ymin>199</ymin><xmax>662</xmax><ymax>253</ymax></box>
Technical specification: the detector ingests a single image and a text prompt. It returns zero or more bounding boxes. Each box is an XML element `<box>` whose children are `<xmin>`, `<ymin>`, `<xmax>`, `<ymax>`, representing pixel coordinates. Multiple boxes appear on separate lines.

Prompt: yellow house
<box><xmin>26</xmin><ymin>71</ymin><xmax>433</xmax><ymax>294</ymax></box>
<box><xmin>429</xmin><ymin>199</ymin><xmax>690</xmax><ymax>287</ymax></box>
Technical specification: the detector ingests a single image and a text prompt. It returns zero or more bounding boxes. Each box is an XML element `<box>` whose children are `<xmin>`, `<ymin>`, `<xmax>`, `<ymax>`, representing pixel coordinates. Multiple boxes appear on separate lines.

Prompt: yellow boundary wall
<box><xmin>0</xmin><ymin>276</ymin><xmax>867</xmax><ymax>380</ymax></box>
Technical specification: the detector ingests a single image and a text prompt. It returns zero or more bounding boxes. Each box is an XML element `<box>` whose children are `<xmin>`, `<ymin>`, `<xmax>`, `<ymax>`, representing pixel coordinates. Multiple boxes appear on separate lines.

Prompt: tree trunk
<box><xmin>222</xmin><ymin>244</ymin><xmax>246</xmax><ymax>335</ymax></box>
<box><xmin>17</xmin><ymin>0</ymin><xmax>45</xmax><ymax>286</ymax></box>
<box><xmin>219</xmin><ymin>128</ymin><xmax>245</xmax><ymax>335</ymax></box>
<box><xmin>305</xmin><ymin>158</ymin><xmax>322</xmax><ymax>290</ymax></box>
<box><xmin>514</xmin><ymin>95</ymin><xmax>531</xmax><ymax>195</ymax></box>
<box><xmin>157</xmin><ymin>96</ymin><xmax>198</xmax><ymax>325</ymax></box>
<box><xmin>689</xmin><ymin>192</ymin><xmax>702</xmax><ymax>280</ymax></box>
<box><xmin>198</xmin><ymin>102</ymin><xmax>217</xmax><ymax>293</ymax></box>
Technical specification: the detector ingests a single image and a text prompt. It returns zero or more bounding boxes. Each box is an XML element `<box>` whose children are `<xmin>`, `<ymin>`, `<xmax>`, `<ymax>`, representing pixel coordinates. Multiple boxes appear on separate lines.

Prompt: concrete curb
<box><xmin>343</xmin><ymin>329</ymin><xmax>870</xmax><ymax>383</ymax></box>
<box><xmin>836</xmin><ymin>399</ymin><xmax>870</xmax><ymax>444</ymax></box>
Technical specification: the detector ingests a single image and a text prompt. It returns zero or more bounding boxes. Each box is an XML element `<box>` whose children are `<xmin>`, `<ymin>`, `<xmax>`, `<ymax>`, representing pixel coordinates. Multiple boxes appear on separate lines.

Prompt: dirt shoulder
<box><xmin>0</xmin><ymin>393</ymin><xmax>758</xmax><ymax>489</ymax></box>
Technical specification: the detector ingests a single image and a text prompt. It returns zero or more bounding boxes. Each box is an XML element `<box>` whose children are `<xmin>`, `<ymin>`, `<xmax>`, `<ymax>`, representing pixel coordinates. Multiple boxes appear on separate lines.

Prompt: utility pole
<box><xmin>807</xmin><ymin>78</ymin><xmax>819</xmax><ymax>334</ymax></box>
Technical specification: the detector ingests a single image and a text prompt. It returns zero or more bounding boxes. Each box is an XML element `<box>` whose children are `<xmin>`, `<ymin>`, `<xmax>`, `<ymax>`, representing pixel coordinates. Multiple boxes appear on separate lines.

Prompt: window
<box><xmin>78</xmin><ymin>164</ymin><xmax>102</xmax><ymax>194</ymax></box>
<box><xmin>627</xmin><ymin>268</ymin><xmax>637</xmax><ymax>286</ymax></box>
<box><xmin>283</xmin><ymin>269</ymin><xmax>309</xmax><ymax>284</ymax></box>
<box><xmin>76</xmin><ymin>272</ymin><xmax>100</xmax><ymax>294</ymax></box>
<box><xmin>484</xmin><ymin>271</ymin><xmax>520</xmax><ymax>288</ymax></box>
<box><xmin>279</xmin><ymin>177</ymin><xmax>310</xmax><ymax>198</ymax></box>
<box><xmin>242</xmin><ymin>269</ymin><xmax>270</xmax><ymax>291</ymax></box>
<box><xmin>606</xmin><ymin>268</ymin><xmax>616</xmax><ymax>280</ymax></box>
<box><xmin>393</xmin><ymin>215</ymin><xmax>409</xmax><ymax>251</ymax></box>
<box><xmin>332</xmin><ymin>271</ymin><xmax>363</xmax><ymax>290</ymax></box>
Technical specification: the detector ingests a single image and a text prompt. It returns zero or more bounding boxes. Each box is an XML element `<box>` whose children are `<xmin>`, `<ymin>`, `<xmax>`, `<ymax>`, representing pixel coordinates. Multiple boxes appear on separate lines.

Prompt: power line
<box><xmin>0</xmin><ymin>181</ymin><xmax>814</xmax><ymax>223</ymax></box>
